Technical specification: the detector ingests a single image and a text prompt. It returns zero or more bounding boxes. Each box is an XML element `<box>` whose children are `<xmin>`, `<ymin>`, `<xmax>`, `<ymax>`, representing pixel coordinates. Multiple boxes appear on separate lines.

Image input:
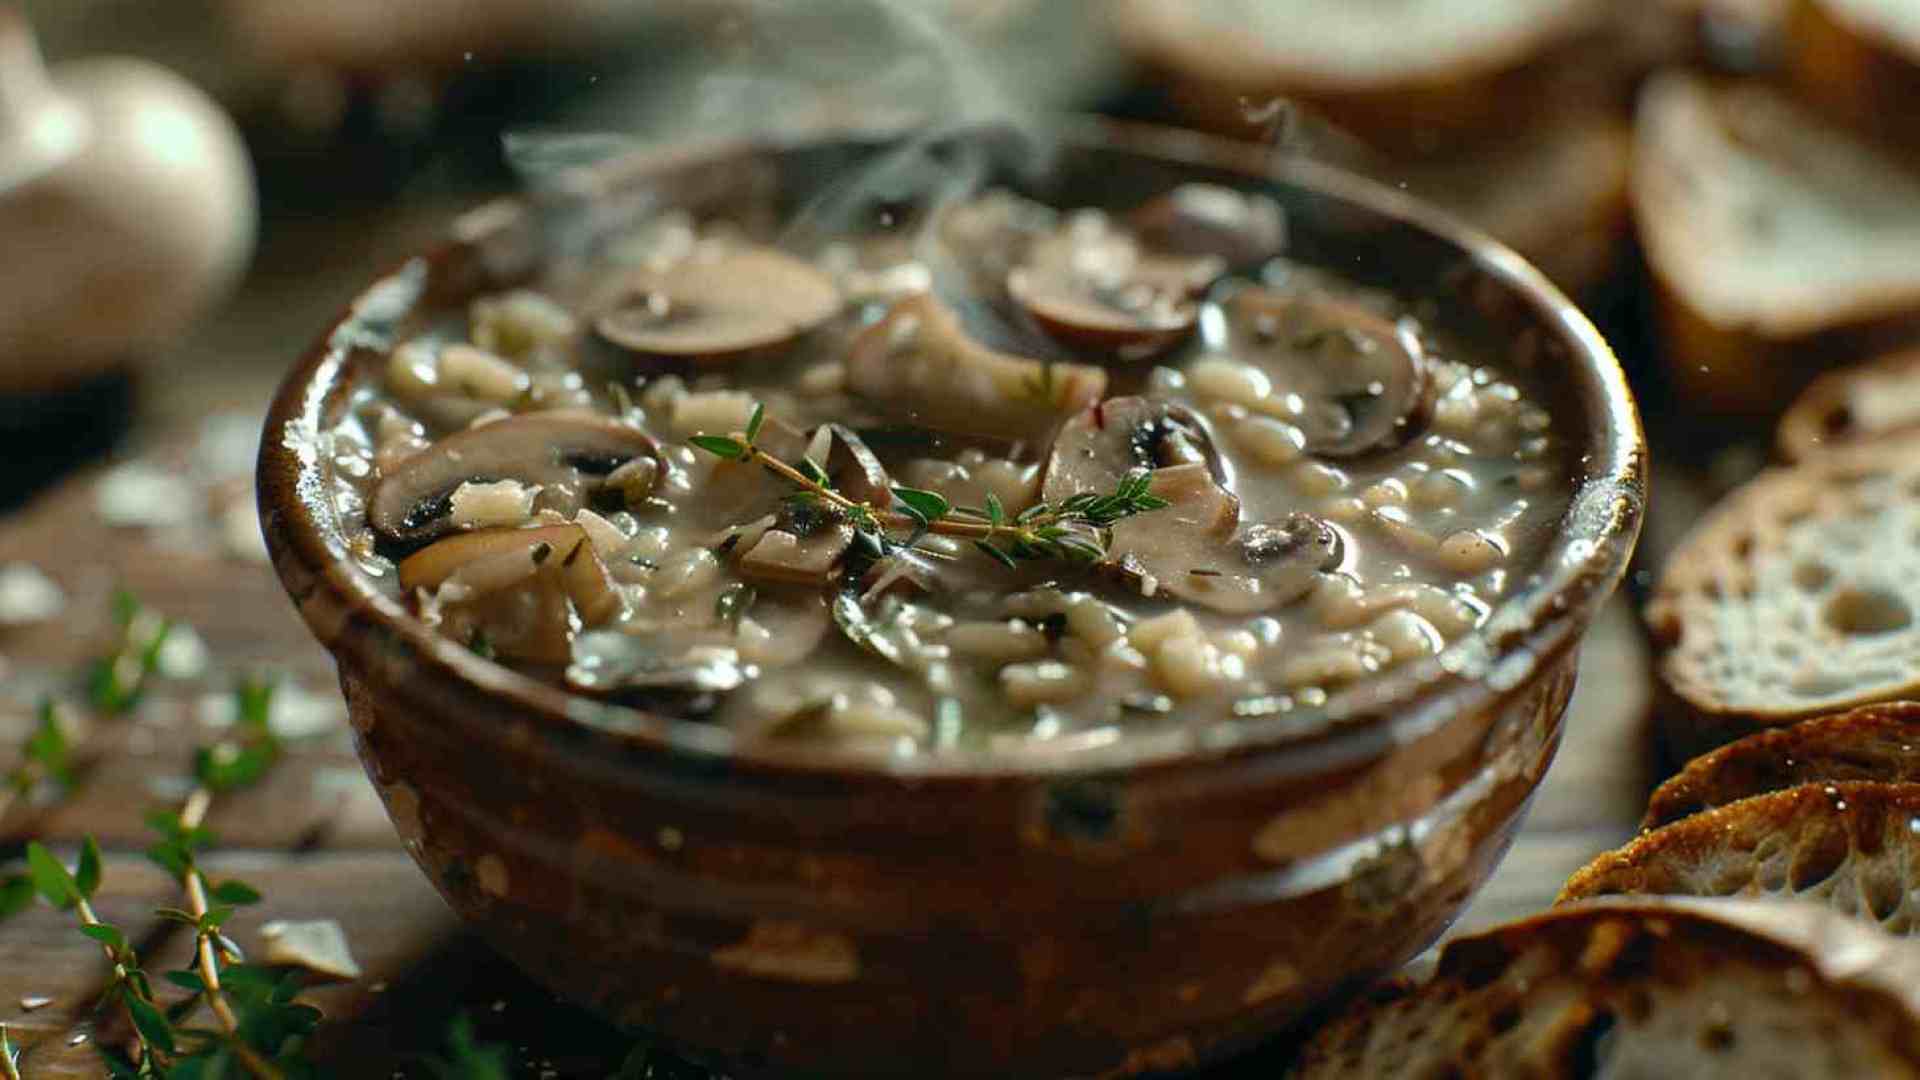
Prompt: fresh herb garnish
<box><xmin>687</xmin><ymin>404</ymin><xmax>1171</xmax><ymax>568</ymax></box>
<box><xmin>715</xmin><ymin>583</ymin><xmax>757</xmax><ymax>627</ymax></box>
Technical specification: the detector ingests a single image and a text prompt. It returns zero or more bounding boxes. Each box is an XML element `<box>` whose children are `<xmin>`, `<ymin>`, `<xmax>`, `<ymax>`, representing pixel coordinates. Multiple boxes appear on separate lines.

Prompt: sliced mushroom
<box><xmin>728</xmin><ymin>427</ymin><xmax>882</xmax><ymax>589</ymax></box>
<box><xmin>1205</xmin><ymin>284</ymin><xmax>1433</xmax><ymax>458</ymax></box>
<box><xmin>737</xmin><ymin>522</ymin><xmax>858</xmax><ymax>588</ymax></box>
<box><xmin>593</xmin><ymin>246</ymin><xmax>842</xmax><ymax>364</ymax></box>
<box><xmin>1009</xmin><ymin>214</ymin><xmax>1222</xmax><ymax>361</ymax></box>
<box><xmin>821</xmin><ymin>424</ymin><xmax>891</xmax><ymax>507</ymax></box>
<box><xmin>1104</xmin><ymin>468</ymin><xmax>1342</xmax><ymax>615</ymax></box>
<box><xmin>369</xmin><ymin>412</ymin><xmax>666</xmax><ymax>546</ymax></box>
<box><xmin>846</xmin><ymin>293</ymin><xmax>1107</xmax><ymax>444</ymax></box>
<box><xmin>1040</xmin><ymin>396</ymin><xmax>1226</xmax><ymax>504</ymax></box>
<box><xmin>1127</xmin><ymin>184</ymin><xmax>1288</xmax><ymax>268</ymax></box>
<box><xmin>399</xmin><ymin>524</ymin><xmax>621</xmax><ymax>664</ymax></box>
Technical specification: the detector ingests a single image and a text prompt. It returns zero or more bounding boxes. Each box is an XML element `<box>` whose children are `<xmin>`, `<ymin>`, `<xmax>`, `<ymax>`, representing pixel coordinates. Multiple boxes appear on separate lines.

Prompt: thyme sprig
<box><xmin>0</xmin><ymin>1022</ymin><xmax>17</xmax><ymax>1080</ymax></box>
<box><xmin>0</xmin><ymin>698</ymin><xmax>80</xmax><ymax>915</ymax></box>
<box><xmin>88</xmin><ymin>590</ymin><xmax>175</xmax><ymax>716</ymax></box>
<box><xmin>18</xmin><ymin>676</ymin><xmax>306</xmax><ymax>1079</ymax></box>
<box><xmin>22</xmin><ymin>836</ymin><xmax>181</xmax><ymax>1075</ymax></box>
<box><xmin>689</xmin><ymin>403</ymin><xmax>1170</xmax><ymax>567</ymax></box>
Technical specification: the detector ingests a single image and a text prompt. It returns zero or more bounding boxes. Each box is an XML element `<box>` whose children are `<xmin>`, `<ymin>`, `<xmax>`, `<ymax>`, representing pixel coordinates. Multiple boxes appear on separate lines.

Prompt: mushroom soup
<box><xmin>325</xmin><ymin>185</ymin><xmax>1570</xmax><ymax>755</ymax></box>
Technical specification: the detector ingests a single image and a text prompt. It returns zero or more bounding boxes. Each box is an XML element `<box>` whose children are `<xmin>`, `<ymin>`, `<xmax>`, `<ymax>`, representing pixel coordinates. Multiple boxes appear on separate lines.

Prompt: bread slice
<box><xmin>1110</xmin><ymin>0</ymin><xmax>1611</xmax><ymax>153</ymax></box>
<box><xmin>1779</xmin><ymin>346</ymin><xmax>1920</xmax><ymax>460</ymax></box>
<box><xmin>1789</xmin><ymin>0</ymin><xmax>1920</xmax><ymax>148</ymax></box>
<box><xmin>1561</xmin><ymin>782</ymin><xmax>1920</xmax><ymax>935</ymax></box>
<box><xmin>1632</xmin><ymin>71</ymin><xmax>1920</xmax><ymax>418</ymax></box>
<box><xmin>1644</xmin><ymin>702</ymin><xmax>1920</xmax><ymax>828</ymax></box>
<box><xmin>1646</xmin><ymin>437</ymin><xmax>1920</xmax><ymax>757</ymax></box>
<box><xmin>1291</xmin><ymin>896</ymin><xmax>1920</xmax><ymax>1077</ymax></box>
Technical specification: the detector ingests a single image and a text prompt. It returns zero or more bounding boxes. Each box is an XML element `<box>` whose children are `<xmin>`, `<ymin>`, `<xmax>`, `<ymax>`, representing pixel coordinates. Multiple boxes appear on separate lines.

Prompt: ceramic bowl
<box><xmin>258</xmin><ymin>120</ymin><xmax>1645</xmax><ymax>1078</ymax></box>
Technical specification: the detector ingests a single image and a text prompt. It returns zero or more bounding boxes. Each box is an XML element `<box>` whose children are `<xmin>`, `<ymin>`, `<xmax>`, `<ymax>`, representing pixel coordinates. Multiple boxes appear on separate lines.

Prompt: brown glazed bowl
<box><xmin>258</xmin><ymin>120</ymin><xmax>1645</xmax><ymax>1078</ymax></box>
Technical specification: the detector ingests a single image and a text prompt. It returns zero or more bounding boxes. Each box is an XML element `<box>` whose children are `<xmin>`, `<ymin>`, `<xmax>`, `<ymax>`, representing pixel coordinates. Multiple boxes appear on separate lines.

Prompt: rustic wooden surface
<box><xmin>0</xmin><ymin>198</ymin><xmax>1681</xmax><ymax>1077</ymax></box>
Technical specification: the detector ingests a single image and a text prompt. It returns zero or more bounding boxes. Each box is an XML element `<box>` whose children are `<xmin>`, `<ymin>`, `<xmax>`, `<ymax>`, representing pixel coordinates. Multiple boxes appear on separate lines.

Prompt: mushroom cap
<box><xmin>1203</xmin><ymin>283</ymin><xmax>1433</xmax><ymax>458</ymax></box>
<box><xmin>821</xmin><ymin>424</ymin><xmax>893</xmax><ymax>508</ymax></box>
<box><xmin>1009</xmin><ymin>214</ymin><xmax>1221</xmax><ymax>362</ymax></box>
<box><xmin>369</xmin><ymin>411</ymin><xmax>664</xmax><ymax>546</ymax></box>
<box><xmin>1110</xmin><ymin>490</ymin><xmax>1345</xmax><ymax>615</ymax></box>
<box><xmin>398</xmin><ymin>523</ymin><xmax>621</xmax><ymax>665</ymax></box>
<box><xmin>593</xmin><ymin>246</ymin><xmax>841</xmax><ymax>364</ymax></box>
<box><xmin>1127</xmin><ymin>184</ymin><xmax>1289</xmax><ymax>268</ymax></box>
<box><xmin>1040</xmin><ymin>396</ymin><xmax>1227</xmax><ymax>504</ymax></box>
<box><xmin>845</xmin><ymin>293</ymin><xmax>1108</xmax><ymax>444</ymax></box>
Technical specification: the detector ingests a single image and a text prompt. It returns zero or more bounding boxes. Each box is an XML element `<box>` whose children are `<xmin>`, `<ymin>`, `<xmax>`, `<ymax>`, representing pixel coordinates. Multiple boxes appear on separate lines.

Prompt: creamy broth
<box><xmin>324</xmin><ymin>186</ymin><xmax>1569</xmax><ymax>756</ymax></box>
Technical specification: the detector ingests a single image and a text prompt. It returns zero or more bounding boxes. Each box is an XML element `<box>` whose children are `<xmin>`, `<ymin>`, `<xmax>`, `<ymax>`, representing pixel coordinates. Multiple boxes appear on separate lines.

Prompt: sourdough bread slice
<box><xmin>1779</xmin><ymin>347</ymin><xmax>1920</xmax><ymax>460</ymax></box>
<box><xmin>1110</xmin><ymin>0</ymin><xmax>1610</xmax><ymax>152</ymax></box>
<box><xmin>1561</xmin><ymin>782</ymin><xmax>1920</xmax><ymax>934</ymax></box>
<box><xmin>1291</xmin><ymin>896</ymin><xmax>1920</xmax><ymax>1078</ymax></box>
<box><xmin>1633</xmin><ymin>71</ymin><xmax>1920</xmax><ymax>416</ymax></box>
<box><xmin>1645</xmin><ymin>702</ymin><xmax>1920</xmax><ymax>828</ymax></box>
<box><xmin>1789</xmin><ymin>0</ymin><xmax>1920</xmax><ymax>148</ymax></box>
<box><xmin>1646</xmin><ymin>437</ymin><xmax>1920</xmax><ymax>756</ymax></box>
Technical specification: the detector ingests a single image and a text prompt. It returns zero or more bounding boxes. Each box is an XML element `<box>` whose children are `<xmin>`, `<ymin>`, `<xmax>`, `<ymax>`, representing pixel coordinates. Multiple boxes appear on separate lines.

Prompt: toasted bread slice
<box><xmin>1789</xmin><ymin>0</ymin><xmax>1920</xmax><ymax>148</ymax></box>
<box><xmin>1647</xmin><ymin>437</ymin><xmax>1920</xmax><ymax>756</ymax></box>
<box><xmin>1633</xmin><ymin>71</ymin><xmax>1920</xmax><ymax>417</ymax></box>
<box><xmin>1291</xmin><ymin>896</ymin><xmax>1920</xmax><ymax>1077</ymax></box>
<box><xmin>1111</xmin><ymin>0</ymin><xmax>1610</xmax><ymax>153</ymax></box>
<box><xmin>1561</xmin><ymin>782</ymin><xmax>1920</xmax><ymax>935</ymax></box>
<box><xmin>1645</xmin><ymin>702</ymin><xmax>1920</xmax><ymax>828</ymax></box>
<box><xmin>1779</xmin><ymin>347</ymin><xmax>1920</xmax><ymax>460</ymax></box>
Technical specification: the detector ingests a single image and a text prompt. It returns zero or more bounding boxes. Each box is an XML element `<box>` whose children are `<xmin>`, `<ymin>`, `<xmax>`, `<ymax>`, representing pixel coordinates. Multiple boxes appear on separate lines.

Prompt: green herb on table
<box><xmin>88</xmin><ymin>589</ymin><xmax>174</xmax><ymax>716</ymax></box>
<box><xmin>417</xmin><ymin>1014</ymin><xmax>511</xmax><ymax>1080</ymax></box>
<box><xmin>0</xmin><ymin>698</ymin><xmax>81</xmax><ymax>914</ymax></box>
<box><xmin>689</xmin><ymin>403</ymin><xmax>1169</xmax><ymax>567</ymax></box>
<box><xmin>140</xmin><ymin>675</ymin><xmax>304</xmax><ymax>1078</ymax></box>
<box><xmin>0</xmin><ymin>1022</ymin><xmax>18</xmax><ymax>1080</ymax></box>
<box><xmin>23</xmin><ymin>837</ymin><xmax>180</xmax><ymax>1076</ymax></box>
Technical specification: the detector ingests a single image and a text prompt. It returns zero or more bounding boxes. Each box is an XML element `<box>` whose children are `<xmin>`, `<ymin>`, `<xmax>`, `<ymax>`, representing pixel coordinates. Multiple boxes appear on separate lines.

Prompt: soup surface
<box><xmin>325</xmin><ymin>184</ymin><xmax>1570</xmax><ymax>756</ymax></box>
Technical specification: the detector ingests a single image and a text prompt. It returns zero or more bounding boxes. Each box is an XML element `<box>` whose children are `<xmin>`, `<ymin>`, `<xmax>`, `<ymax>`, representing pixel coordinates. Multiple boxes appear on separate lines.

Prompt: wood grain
<box><xmin>0</xmin><ymin>194</ymin><xmax>1672</xmax><ymax>1077</ymax></box>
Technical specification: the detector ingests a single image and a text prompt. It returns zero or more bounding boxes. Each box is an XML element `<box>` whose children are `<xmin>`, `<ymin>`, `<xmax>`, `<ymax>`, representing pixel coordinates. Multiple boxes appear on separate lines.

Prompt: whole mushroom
<box><xmin>0</xmin><ymin>10</ymin><xmax>255</xmax><ymax>391</ymax></box>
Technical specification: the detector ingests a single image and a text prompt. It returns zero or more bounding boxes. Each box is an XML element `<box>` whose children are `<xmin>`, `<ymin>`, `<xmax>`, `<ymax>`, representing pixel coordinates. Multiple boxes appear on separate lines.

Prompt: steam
<box><xmin>503</xmin><ymin>0</ymin><xmax>1110</xmax><ymax>344</ymax></box>
<box><xmin>503</xmin><ymin>0</ymin><xmax>1080</xmax><ymax>184</ymax></box>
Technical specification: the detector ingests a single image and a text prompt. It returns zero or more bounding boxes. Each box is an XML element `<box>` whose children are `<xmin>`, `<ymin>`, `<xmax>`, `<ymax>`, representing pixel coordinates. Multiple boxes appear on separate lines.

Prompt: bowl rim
<box><xmin>257</xmin><ymin>116</ymin><xmax>1646</xmax><ymax>783</ymax></box>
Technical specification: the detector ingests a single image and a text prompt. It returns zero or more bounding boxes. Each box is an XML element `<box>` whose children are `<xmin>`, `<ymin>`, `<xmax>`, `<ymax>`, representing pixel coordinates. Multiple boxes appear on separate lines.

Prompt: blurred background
<box><xmin>3</xmin><ymin>0</ymin><xmax>1912</xmax><ymax>1073</ymax></box>
<box><xmin>0</xmin><ymin>0</ymin><xmax>1821</xmax><ymax>509</ymax></box>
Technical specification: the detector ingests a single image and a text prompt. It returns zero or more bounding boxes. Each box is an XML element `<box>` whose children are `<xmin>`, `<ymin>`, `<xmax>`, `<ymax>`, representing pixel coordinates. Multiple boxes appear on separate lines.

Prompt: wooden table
<box><xmin>0</xmin><ymin>200</ymin><xmax>1674</xmax><ymax>1077</ymax></box>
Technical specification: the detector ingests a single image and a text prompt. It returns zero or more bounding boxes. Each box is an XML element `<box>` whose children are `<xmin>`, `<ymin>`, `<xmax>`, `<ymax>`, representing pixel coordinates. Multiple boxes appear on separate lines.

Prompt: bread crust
<box><xmin>1779</xmin><ymin>347</ymin><xmax>1920</xmax><ymax>461</ymax></box>
<box><xmin>1563</xmin><ymin>781</ymin><xmax>1920</xmax><ymax>936</ymax></box>
<box><xmin>1647</xmin><ymin>437</ymin><xmax>1920</xmax><ymax>758</ymax></box>
<box><xmin>1644</xmin><ymin>702</ymin><xmax>1920</xmax><ymax>828</ymax></box>
<box><xmin>1292</xmin><ymin>895</ymin><xmax>1920</xmax><ymax>1076</ymax></box>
